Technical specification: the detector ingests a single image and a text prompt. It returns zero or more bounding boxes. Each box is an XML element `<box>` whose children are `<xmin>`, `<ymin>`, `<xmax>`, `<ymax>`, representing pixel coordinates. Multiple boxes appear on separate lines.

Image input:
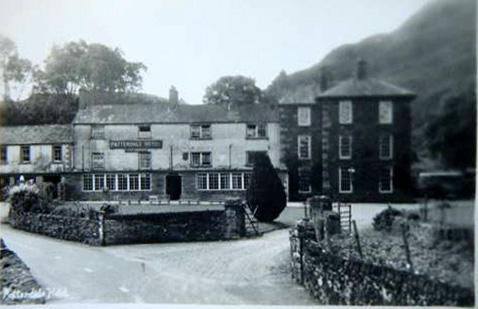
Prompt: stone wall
<box><xmin>290</xmin><ymin>224</ymin><xmax>474</xmax><ymax>306</ymax></box>
<box><xmin>9</xmin><ymin>201</ymin><xmax>246</xmax><ymax>246</ymax></box>
<box><xmin>9</xmin><ymin>210</ymin><xmax>101</xmax><ymax>246</ymax></box>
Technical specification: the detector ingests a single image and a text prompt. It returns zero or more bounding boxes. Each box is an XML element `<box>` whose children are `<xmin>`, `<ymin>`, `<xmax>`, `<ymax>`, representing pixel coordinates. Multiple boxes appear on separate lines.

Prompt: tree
<box><xmin>34</xmin><ymin>40</ymin><xmax>147</xmax><ymax>95</ymax></box>
<box><xmin>424</xmin><ymin>88</ymin><xmax>476</xmax><ymax>170</ymax></box>
<box><xmin>246</xmin><ymin>152</ymin><xmax>286</xmax><ymax>222</ymax></box>
<box><xmin>0</xmin><ymin>35</ymin><xmax>32</xmax><ymax>101</ymax></box>
<box><xmin>203</xmin><ymin>75</ymin><xmax>263</xmax><ymax>105</ymax></box>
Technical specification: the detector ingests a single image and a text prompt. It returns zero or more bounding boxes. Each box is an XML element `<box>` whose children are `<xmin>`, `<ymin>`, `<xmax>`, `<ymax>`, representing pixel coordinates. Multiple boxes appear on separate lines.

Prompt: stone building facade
<box><xmin>0</xmin><ymin>125</ymin><xmax>73</xmax><ymax>197</ymax></box>
<box><xmin>64</xmin><ymin>89</ymin><xmax>287</xmax><ymax>201</ymax></box>
<box><xmin>280</xmin><ymin>61</ymin><xmax>415</xmax><ymax>202</ymax></box>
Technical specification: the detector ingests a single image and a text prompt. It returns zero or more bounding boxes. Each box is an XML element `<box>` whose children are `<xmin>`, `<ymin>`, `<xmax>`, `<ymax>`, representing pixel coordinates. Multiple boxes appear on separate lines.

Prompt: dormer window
<box><xmin>246</xmin><ymin>124</ymin><xmax>267</xmax><ymax>139</ymax></box>
<box><xmin>191</xmin><ymin>124</ymin><xmax>212</xmax><ymax>139</ymax></box>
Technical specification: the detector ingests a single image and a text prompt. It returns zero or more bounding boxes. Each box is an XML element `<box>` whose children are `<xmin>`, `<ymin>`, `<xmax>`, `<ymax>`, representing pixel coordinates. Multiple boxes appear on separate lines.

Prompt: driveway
<box><xmin>1</xmin><ymin>206</ymin><xmax>317</xmax><ymax>305</ymax></box>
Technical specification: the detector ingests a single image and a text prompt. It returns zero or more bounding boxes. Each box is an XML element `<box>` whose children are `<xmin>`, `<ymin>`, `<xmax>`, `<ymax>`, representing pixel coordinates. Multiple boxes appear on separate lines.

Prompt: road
<box><xmin>0</xmin><ymin>202</ymin><xmax>425</xmax><ymax>305</ymax></box>
<box><xmin>1</xmin><ymin>221</ymin><xmax>316</xmax><ymax>305</ymax></box>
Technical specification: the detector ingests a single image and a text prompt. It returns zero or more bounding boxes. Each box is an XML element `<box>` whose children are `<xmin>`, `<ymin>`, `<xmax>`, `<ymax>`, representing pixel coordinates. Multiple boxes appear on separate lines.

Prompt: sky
<box><xmin>0</xmin><ymin>0</ymin><xmax>431</xmax><ymax>104</ymax></box>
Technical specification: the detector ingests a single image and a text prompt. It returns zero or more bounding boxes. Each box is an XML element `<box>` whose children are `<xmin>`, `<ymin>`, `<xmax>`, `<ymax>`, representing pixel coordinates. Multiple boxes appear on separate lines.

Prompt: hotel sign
<box><xmin>110</xmin><ymin>140</ymin><xmax>163</xmax><ymax>149</ymax></box>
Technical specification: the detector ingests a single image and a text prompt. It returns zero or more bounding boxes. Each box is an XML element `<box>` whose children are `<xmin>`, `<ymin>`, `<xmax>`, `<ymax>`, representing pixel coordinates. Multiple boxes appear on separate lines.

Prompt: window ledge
<box><xmin>190</xmin><ymin>137</ymin><xmax>213</xmax><ymax>140</ymax></box>
<box><xmin>245</xmin><ymin>137</ymin><xmax>268</xmax><ymax>140</ymax></box>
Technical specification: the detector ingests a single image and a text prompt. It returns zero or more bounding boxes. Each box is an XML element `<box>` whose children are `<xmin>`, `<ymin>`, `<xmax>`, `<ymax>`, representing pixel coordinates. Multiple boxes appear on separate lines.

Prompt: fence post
<box><xmin>352</xmin><ymin>220</ymin><xmax>363</xmax><ymax>259</ymax></box>
<box><xmin>99</xmin><ymin>211</ymin><xmax>106</xmax><ymax>246</ymax></box>
<box><xmin>402</xmin><ymin>225</ymin><xmax>413</xmax><ymax>272</ymax></box>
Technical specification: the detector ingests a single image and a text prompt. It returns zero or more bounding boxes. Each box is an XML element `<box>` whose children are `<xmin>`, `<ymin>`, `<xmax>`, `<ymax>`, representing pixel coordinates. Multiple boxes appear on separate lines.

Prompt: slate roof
<box><xmin>317</xmin><ymin>78</ymin><xmax>415</xmax><ymax>99</ymax></box>
<box><xmin>0</xmin><ymin>125</ymin><xmax>73</xmax><ymax>145</ymax></box>
<box><xmin>73</xmin><ymin>103</ymin><xmax>279</xmax><ymax>124</ymax></box>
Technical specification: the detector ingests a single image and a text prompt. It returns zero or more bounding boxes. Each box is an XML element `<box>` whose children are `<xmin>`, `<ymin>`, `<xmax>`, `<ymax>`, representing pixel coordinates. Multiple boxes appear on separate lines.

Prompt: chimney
<box><xmin>169</xmin><ymin>86</ymin><xmax>178</xmax><ymax>105</ymax></box>
<box><xmin>355</xmin><ymin>59</ymin><xmax>368</xmax><ymax>80</ymax></box>
<box><xmin>78</xmin><ymin>88</ymin><xmax>88</xmax><ymax>109</ymax></box>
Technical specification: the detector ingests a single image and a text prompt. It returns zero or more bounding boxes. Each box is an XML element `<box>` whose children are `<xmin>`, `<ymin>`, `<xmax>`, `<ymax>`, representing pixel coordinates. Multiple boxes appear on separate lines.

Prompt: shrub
<box><xmin>7</xmin><ymin>182</ymin><xmax>41</xmax><ymax>213</ymax></box>
<box><xmin>246</xmin><ymin>152</ymin><xmax>286</xmax><ymax>222</ymax></box>
<box><xmin>372</xmin><ymin>206</ymin><xmax>403</xmax><ymax>232</ymax></box>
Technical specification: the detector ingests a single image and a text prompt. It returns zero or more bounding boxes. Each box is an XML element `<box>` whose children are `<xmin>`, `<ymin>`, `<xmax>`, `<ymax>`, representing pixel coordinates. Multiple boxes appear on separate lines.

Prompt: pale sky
<box><xmin>0</xmin><ymin>0</ymin><xmax>431</xmax><ymax>104</ymax></box>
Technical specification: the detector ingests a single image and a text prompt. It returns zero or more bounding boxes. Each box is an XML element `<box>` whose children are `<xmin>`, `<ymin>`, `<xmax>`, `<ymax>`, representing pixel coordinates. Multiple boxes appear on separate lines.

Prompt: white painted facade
<box><xmin>0</xmin><ymin>144</ymin><xmax>71</xmax><ymax>174</ymax></box>
<box><xmin>73</xmin><ymin>122</ymin><xmax>281</xmax><ymax>171</ymax></box>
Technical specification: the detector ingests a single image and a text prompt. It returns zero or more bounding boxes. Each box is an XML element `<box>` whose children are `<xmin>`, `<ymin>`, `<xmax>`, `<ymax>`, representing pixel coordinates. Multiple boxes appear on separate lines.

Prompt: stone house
<box><xmin>279</xmin><ymin>61</ymin><xmax>415</xmax><ymax>202</ymax></box>
<box><xmin>64</xmin><ymin>88</ymin><xmax>287</xmax><ymax>201</ymax></box>
<box><xmin>0</xmin><ymin>125</ymin><xmax>73</xmax><ymax>197</ymax></box>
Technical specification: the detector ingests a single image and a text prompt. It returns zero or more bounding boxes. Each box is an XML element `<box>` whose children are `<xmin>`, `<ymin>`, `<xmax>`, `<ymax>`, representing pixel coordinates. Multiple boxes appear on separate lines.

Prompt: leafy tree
<box><xmin>0</xmin><ymin>35</ymin><xmax>32</xmax><ymax>101</ymax></box>
<box><xmin>246</xmin><ymin>152</ymin><xmax>286</xmax><ymax>222</ymax></box>
<box><xmin>424</xmin><ymin>88</ymin><xmax>476</xmax><ymax>170</ymax></box>
<box><xmin>34</xmin><ymin>40</ymin><xmax>147</xmax><ymax>95</ymax></box>
<box><xmin>203</xmin><ymin>75</ymin><xmax>264</xmax><ymax>105</ymax></box>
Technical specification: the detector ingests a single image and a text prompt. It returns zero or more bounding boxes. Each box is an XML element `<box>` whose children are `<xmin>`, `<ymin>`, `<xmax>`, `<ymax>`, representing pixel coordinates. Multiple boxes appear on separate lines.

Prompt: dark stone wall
<box><xmin>63</xmin><ymin>171</ymin><xmax>249</xmax><ymax>201</ymax></box>
<box><xmin>279</xmin><ymin>104</ymin><xmax>322</xmax><ymax>201</ymax></box>
<box><xmin>104</xmin><ymin>211</ymin><xmax>227</xmax><ymax>244</ymax></box>
<box><xmin>319</xmin><ymin>96</ymin><xmax>413</xmax><ymax>203</ymax></box>
<box><xmin>289</xmin><ymin>226</ymin><xmax>474</xmax><ymax>306</ymax></box>
<box><xmin>9</xmin><ymin>210</ymin><xmax>101</xmax><ymax>246</ymax></box>
<box><xmin>9</xmin><ymin>202</ymin><xmax>246</xmax><ymax>246</ymax></box>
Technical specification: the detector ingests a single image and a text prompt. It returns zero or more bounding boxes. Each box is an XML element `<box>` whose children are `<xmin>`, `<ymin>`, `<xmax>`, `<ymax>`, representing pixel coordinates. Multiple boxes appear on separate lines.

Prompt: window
<box><xmin>20</xmin><ymin>146</ymin><xmax>30</xmax><ymax>163</ymax></box>
<box><xmin>53</xmin><ymin>144</ymin><xmax>62</xmax><ymax>162</ymax></box>
<box><xmin>140</xmin><ymin>174</ymin><xmax>151</xmax><ymax>190</ymax></box>
<box><xmin>83</xmin><ymin>173</ymin><xmax>151</xmax><ymax>192</ymax></box>
<box><xmin>197</xmin><ymin>172</ymin><xmax>252</xmax><ymax>190</ymax></box>
<box><xmin>339</xmin><ymin>167</ymin><xmax>353</xmax><ymax>193</ymax></box>
<box><xmin>190</xmin><ymin>124</ymin><xmax>211</xmax><ymax>139</ymax></box>
<box><xmin>246</xmin><ymin>151</ymin><xmax>267</xmax><ymax>166</ymax></box>
<box><xmin>298</xmin><ymin>168</ymin><xmax>311</xmax><ymax>193</ymax></box>
<box><xmin>139</xmin><ymin>152</ymin><xmax>151</xmax><ymax>169</ymax></box>
<box><xmin>129</xmin><ymin>174</ymin><xmax>139</xmax><ymax>191</ymax></box>
<box><xmin>1</xmin><ymin>146</ymin><xmax>7</xmax><ymax>164</ymax></box>
<box><xmin>379</xmin><ymin>101</ymin><xmax>393</xmax><ymax>124</ymax></box>
<box><xmin>92</xmin><ymin>152</ymin><xmax>105</xmax><ymax>170</ymax></box>
<box><xmin>298</xmin><ymin>135</ymin><xmax>311</xmax><ymax>160</ymax></box>
<box><xmin>191</xmin><ymin>152</ymin><xmax>212</xmax><ymax>167</ymax></box>
<box><xmin>298</xmin><ymin>107</ymin><xmax>311</xmax><ymax>126</ymax></box>
<box><xmin>379</xmin><ymin>167</ymin><xmax>393</xmax><ymax>193</ymax></box>
<box><xmin>246</xmin><ymin>124</ymin><xmax>267</xmax><ymax>139</ymax></box>
<box><xmin>106</xmin><ymin>174</ymin><xmax>116</xmax><ymax>191</ymax></box>
<box><xmin>220</xmin><ymin>173</ymin><xmax>230</xmax><ymax>190</ymax></box>
<box><xmin>83</xmin><ymin>174</ymin><xmax>93</xmax><ymax>191</ymax></box>
<box><xmin>339</xmin><ymin>135</ymin><xmax>352</xmax><ymax>159</ymax></box>
<box><xmin>339</xmin><ymin>100</ymin><xmax>353</xmax><ymax>124</ymax></box>
<box><xmin>91</xmin><ymin>125</ymin><xmax>105</xmax><ymax>139</ymax></box>
<box><xmin>118</xmin><ymin>174</ymin><xmax>128</xmax><ymax>191</ymax></box>
<box><xmin>94</xmin><ymin>174</ymin><xmax>105</xmax><ymax>191</ymax></box>
<box><xmin>197</xmin><ymin>173</ymin><xmax>208</xmax><ymax>190</ymax></box>
<box><xmin>232</xmin><ymin>173</ymin><xmax>243</xmax><ymax>190</ymax></box>
<box><xmin>208</xmin><ymin>173</ymin><xmax>219</xmax><ymax>190</ymax></box>
<box><xmin>138</xmin><ymin>125</ymin><xmax>152</xmax><ymax>139</ymax></box>
<box><xmin>379</xmin><ymin>135</ymin><xmax>393</xmax><ymax>160</ymax></box>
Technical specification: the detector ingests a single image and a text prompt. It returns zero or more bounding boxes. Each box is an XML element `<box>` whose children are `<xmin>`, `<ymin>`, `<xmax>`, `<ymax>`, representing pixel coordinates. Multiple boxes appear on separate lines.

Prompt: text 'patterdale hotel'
<box><xmin>0</xmin><ymin>61</ymin><xmax>415</xmax><ymax>202</ymax></box>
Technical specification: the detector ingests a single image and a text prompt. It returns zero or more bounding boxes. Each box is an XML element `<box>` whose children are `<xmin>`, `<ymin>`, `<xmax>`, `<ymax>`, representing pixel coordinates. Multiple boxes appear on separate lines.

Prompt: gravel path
<box><xmin>1</xmin><ymin>223</ymin><xmax>316</xmax><ymax>305</ymax></box>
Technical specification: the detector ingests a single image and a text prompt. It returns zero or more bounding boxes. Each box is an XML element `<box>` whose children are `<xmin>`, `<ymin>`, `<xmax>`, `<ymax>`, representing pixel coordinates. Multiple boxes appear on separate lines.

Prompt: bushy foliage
<box><xmin>7</xmin><ymin>182</ymin><xmax>41</xmax><ymax>213</ymax></box>
<box><xmin>203</xmin><ymin>75</ymin><xmax>264</xmax><ymax>105</ymax></box>
<box><xmin>372</xmin><ymin>206</ymin><xmax>403</xmax><ymax>232</ymax></box>
<box><xmin>246</xmin><ymin>152</ymin><xmax>286</xmax><ymax>222</ymax></box>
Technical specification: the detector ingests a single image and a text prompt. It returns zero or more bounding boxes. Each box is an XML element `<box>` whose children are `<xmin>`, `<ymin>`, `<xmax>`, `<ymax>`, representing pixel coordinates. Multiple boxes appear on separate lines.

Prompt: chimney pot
<box><xmin>169</xmin><ymin>86</ymin><xmax>179</xmax><ymax>105</ymax></box>
<box><xmin>355</xmin><ymin>59</ymin><xmax>368</xmax><ymax>80</ymax></box>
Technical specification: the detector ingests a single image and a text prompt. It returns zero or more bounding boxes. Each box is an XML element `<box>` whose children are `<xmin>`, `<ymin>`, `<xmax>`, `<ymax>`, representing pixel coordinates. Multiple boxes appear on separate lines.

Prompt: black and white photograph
<box><xmin>0</xmin><ymin>0</ymin><xmax>476</xmax><ymax>307</ymax></box>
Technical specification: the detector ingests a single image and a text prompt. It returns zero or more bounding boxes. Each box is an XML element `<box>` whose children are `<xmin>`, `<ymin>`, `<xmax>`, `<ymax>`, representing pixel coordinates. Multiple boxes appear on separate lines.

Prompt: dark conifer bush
<box><xmin>246</xmin><ymin>152</ymin><xmax>286</xmax><ymax>222</ymax></box>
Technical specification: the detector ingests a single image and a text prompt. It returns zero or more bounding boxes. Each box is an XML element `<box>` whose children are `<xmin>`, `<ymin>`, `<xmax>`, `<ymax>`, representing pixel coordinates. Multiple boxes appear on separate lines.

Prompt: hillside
<box><xmin>267</xmin><ymin>0</ymin><xmax>476</xmax><ymax>169</ymax></box>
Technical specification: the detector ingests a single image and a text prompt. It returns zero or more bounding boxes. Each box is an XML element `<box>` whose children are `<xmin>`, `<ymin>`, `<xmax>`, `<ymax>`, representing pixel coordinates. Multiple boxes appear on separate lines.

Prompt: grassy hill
<box><xmin>267</xmin><ymin>0</ymin><xmax>476</xmax><ymax>170</ymax></box>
